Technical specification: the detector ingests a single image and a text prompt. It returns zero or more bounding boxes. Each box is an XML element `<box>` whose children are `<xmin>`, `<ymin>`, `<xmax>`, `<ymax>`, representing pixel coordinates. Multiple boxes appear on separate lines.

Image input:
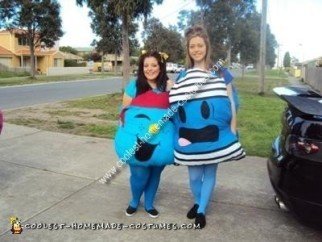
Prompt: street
<box><xmin>0</xmin><ymin>77</ymin><xmax>122</xmax><ymax>110</ymax></box>
<box><xmin>0</xmin><ymin>74</ymin><xmax>180</xmax><ymax>110</ymax></box>
<box><xmin>0</xmin><ymin>71</ymin><xmax>241</xmax><ymax>110</ymax></box>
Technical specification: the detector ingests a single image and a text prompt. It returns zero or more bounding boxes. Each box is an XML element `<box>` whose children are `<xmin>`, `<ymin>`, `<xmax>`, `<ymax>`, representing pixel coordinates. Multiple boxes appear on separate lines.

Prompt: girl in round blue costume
<box><xmin>169</xmin><ymin>26</ymin><xmax>245</xmax><ymax>228</ymax></box>
<box><xmin>115</xmin><ymin>51</ymin><xmax>174</xmax><ymax>218</ymax></box>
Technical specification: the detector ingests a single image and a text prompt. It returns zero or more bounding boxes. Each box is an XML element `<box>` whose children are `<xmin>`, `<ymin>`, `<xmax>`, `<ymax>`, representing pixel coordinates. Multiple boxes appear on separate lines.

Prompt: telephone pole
<box><xmin>259</xmin><ymin>0</ymin><xmax>267</xmax><ymax>95</ymax></box>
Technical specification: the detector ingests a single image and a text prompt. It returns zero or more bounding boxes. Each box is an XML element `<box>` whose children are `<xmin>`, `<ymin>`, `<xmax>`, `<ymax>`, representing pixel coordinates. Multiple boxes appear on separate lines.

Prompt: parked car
<box><xmin>174</xmin><ymin>65</ymin><xmax>185</xmax><ymax>73</ymax></box>
<box><xmin>245</xmin><ymin>64</ymin><xmax>254</xmax><ymax>70</ymax></box>
<box><xmin>268</xmin><ymin>85</ymin><xmax>322</xmax><ymax>227</ymax></box>
<box><xmin>166</xmin><ymin>62</ymin><xmax>178</xmax><ymax>73</ymax></box>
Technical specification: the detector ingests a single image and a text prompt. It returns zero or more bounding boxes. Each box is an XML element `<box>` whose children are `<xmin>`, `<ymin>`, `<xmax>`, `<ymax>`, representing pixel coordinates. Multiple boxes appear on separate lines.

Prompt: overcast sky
<box><xmin>58</xmin><ymin>0</ymin><xmax>322</xmax><ymax>63</ymax></box>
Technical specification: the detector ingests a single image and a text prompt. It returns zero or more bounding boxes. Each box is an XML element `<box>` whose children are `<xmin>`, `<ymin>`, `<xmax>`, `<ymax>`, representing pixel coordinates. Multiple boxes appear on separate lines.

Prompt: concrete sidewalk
<box><xmin>1</xmin><ymin>123</ymin><xmax>321</xmax><ymax>242</ymax></box>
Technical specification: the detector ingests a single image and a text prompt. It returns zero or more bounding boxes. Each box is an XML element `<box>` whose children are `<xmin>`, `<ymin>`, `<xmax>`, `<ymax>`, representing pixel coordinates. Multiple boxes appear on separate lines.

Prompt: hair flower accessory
<box><xmin>141</xmin><ymin>50</ymin><xmax>147</xmax><ymax>55</ymax></box>
<box><xmin>159</xmin><ymin>52</ymin><xmax>169</xmax><ymax>63</ymax></box>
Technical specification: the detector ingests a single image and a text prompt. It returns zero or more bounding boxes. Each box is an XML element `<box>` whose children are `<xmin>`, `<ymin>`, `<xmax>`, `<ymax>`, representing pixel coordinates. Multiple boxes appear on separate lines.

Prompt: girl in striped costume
<box><xmin>169</xmin><ymin>25</ymin><xmax>245</xmax><ymax>229</ymax></box>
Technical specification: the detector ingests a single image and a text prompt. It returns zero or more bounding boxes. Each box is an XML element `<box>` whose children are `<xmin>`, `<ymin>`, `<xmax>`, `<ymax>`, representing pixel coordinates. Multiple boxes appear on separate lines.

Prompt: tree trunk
<box><xmin>114</xmin><ymin>50</ymin><xmax>117</xmax><ymax>76</ymax></box>
<box><xmin>101</xmin><ymin>52</ymin><xmax>104</xmax><ymax>73</ymax></box>
<box><xmin>122</xmin><ymin>13</ymin><xmax>130</xmax><ymax>92</ymax></box>
<box><xmin>29</xmin><ymin>39</ymin><xmax>36</xmax><ymax>78</ymax></box>
<box><xmin>227</xmin><ymin>45</ymin><xmax>232</xmax><ymax>67</ymax></box>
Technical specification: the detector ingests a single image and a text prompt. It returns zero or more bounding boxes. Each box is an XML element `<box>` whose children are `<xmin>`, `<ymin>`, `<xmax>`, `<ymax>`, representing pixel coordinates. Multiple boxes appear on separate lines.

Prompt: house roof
<box><xmin>0</xmin><ymin>28</ymin><xmax>37</xmax><ymax>36</ymax></box>
<box><xmin>74</xmin><ymin>47</ymin><xmax>94</xmax><ymax>52</ymax></box>
<box><xmin>0</xmin><ymin>45</ymin><xmax>14</xmax><ymax>56</ymax></box>
<box><xmin>61</xmin><ymin>51</ymin><xmax>83</xmax><ymax>60</ymax></box>
<box><xmin>15</xmin><ymin>49</ymin><xmax>58</xmax><ymax>56</ymax></box>
<box><xmin>301</xmin><ymin>56</ymin><xmax>322</xmax><ymax>65</ymax></box>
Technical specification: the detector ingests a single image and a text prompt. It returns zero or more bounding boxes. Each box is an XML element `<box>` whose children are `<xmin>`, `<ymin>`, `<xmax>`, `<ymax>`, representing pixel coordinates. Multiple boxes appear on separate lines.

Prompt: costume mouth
<box><xmin>135</xmin><ymin>136</ymin><xmax>158</xmax><ymax>161</ymax></box>
<box><xmin>178</xmin><ymin>125</ymin><xmax>219</xmax><ymax>146</ymax></box>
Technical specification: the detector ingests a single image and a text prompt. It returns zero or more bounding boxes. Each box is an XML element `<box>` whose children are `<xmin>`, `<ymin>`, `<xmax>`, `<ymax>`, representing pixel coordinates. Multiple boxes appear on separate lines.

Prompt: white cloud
<box><xmin>58</xmin><ymin>0</ymin><xmax>96</xmax><ymax>47</ymax></box>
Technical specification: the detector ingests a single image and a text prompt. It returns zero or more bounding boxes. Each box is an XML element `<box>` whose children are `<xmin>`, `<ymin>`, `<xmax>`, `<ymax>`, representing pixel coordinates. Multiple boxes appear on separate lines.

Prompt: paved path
<box><xmin>1</xmin><ymin>124</ymin><xmax>321</xmax><ymax>241</ymax></box>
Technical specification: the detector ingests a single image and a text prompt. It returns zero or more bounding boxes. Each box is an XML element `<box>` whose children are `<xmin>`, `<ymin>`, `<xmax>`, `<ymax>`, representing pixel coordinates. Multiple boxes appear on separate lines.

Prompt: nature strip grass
<box><xmin>6</xmin><ymin>72</ymin><xmax>290</xmax><ymax>157</ymax></box>
<box><xmin>0</xmin><ymin>72</ymin><xmax>119</xmax><ymax>86</ymax></box>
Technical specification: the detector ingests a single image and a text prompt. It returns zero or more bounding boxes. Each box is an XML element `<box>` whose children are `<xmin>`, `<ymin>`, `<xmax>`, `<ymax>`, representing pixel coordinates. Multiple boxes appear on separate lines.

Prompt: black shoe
<box><xmin>146</xmin><ymin>208</ymin><xmax>159</xmax><ymax>218</ymax></box>
<box><xmin>187</xmin><ymin>204</ymin><xmax>199</xmax><ymax>219</ymax></box>
<box><xmin>125</xmin><ymin>206</ymin><xmax>137</xmax><ymax>216</ymax></box>
<box><xmin>195</xmin><ymin>213</ymin><xmax>206</xmax><ymax>229</ymax></box>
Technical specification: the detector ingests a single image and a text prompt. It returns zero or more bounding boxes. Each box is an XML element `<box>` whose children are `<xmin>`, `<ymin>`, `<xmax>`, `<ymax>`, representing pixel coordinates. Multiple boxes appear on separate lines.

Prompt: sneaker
<box><xmin>187</xmin><ymin>204</ymin><xmax>199</xmax><ymax>219</ymax></box>
<box><xmin>125</xmin><ymin>206</ymin><xmax>137</xmax><ymax>216</ymax></box>
<box><xmin>146</xmin><ymin>208</ymin><xmax>159</xmax><ymax>218</ymax></box>
<box><xmin>195</xmin><ymin>213</ymin><xmax>206</xmax><ymax>229</ymax></box>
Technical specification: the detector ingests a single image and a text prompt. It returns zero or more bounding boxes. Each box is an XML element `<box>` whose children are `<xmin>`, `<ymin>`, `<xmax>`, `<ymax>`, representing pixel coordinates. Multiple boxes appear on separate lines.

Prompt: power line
<box><xmin>157</xmin><ymin>0</ymin><xmax>195</xmax><ymax>23</ymax></box>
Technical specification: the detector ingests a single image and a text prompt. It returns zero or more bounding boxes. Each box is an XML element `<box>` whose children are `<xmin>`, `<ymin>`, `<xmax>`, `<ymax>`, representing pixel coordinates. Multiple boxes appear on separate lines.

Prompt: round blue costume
<box><xmin>169</xmin><ymin>68</ymin><xmax>246</xmax><ymax>215</ymax></box>
<box><xmin>169</xmin><ymin>68</ymin><xmax>245</xmax><ymax>165</ymax></box>
<box><xmin>114</xmin><ymin>84</ymin><xmax>174</xmax><ymax>166</ymax></box>
<box><xmin>114</xmin><ymin>80</ymin><xmax>174</xmax><ymax>210</ymax></box>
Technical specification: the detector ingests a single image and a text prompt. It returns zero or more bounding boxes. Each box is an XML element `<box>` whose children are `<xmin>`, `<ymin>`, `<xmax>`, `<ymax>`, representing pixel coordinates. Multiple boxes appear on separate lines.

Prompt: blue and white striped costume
<box><xmin>169</xmin><ymin>68</ymin><xmax>245</xmax><ymax>166</ymax></box>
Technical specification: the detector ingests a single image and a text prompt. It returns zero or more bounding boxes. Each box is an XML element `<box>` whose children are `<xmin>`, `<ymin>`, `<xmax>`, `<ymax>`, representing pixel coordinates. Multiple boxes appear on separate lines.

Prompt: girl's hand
<box><xmin>231</xmin><ymin>127</ymin><xmax>237</xmax><ymax>135</ymax></box>
<box><xmin>166</xmin><ymin>79</ymin><xmax>174</xmax><ymax>91</ymax></box>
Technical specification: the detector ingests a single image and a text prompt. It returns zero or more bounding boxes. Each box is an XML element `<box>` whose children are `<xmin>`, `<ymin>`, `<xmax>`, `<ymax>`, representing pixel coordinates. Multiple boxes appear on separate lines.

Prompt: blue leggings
<box><xmin>188</xmin><ymin>163</ymin><xmax>218</xmax><ymax>215</ymax></box>
<box><xmin>129</xmin><ymin>165</ymin><xmax>165</xmax><ymax>210</ymax></box>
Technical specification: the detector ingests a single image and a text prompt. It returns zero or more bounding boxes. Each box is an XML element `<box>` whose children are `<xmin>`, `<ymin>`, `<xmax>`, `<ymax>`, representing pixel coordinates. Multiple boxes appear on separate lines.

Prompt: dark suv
<box><xmin>268</xmin><ymin>85</ymin><xmax>322</xmax><ymax>226</ymax></box>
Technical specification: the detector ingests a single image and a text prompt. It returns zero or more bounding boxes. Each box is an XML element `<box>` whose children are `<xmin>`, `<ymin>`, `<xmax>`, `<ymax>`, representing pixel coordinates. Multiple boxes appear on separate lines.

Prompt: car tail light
<box><xmin>296</xmin><ymin>141</ymin><xmax>319</xmax><ymax>154</ymax></box>
<box><xmin>288</xmin><ymin>135</ymin><xmax>320</xmax><ymax>155</ymax></box>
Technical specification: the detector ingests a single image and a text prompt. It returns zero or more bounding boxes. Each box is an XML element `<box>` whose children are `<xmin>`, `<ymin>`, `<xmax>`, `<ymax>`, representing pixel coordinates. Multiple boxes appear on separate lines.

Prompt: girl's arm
<box><xmin>166</xmin><ymin>79</ymin><xmax>174</xmax><ymax>92</ymax></box>
<box><xmin>226</xmin><ymin>83</ymin><xmax>237</xmax><ymax>134</ymax></box>
<box><xmin>122</xmin><ymin>93</ymin><xmax>132</xmax><ymax>107</ymax></box>
<box><xmin>122</xmin><ymin>80</ymin><xmax>136</xmax><ymax>107</ymax></box>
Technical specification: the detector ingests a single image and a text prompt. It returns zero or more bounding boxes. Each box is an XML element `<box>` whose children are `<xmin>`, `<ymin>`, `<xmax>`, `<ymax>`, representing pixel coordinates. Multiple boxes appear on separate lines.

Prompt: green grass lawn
<box><xmin>0</xmin><ymin>71</ymin><xmax>30</xmax><ymax>78</ymax></box>
<box><xmin>62</xmin><ymin>71</ymin><xmax>289</xmax><ymax>157</ymax></box>
<box><xmin>6</xmin><ymin>70</ymin><xmax>290</xmax><ymax>157</ymax></box>
<box><xmin>235</xmin><ymin>72</ymin><xmax>288</xmax><ymax>157</ymax></box>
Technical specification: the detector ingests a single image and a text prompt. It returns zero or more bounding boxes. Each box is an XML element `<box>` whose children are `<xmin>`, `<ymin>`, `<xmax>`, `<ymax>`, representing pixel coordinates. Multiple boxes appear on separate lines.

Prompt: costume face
<box><xmin>114</xmin><ymin>92</ymin><xmax>174</xmax><ymax>166</ymax></box>
<box><xmin>143</xmin><ymin>57</ymin><xmax>160</xmax><ymax>82</ymax></box>
<box><xmin>173</xmin><ymin>98</ymin><xmax>233</xmax><ymax>153</ymax></box>
<box><xmin>189</xmin><ymin>36</ymin><xmax>207</xmax><ymax>64</ymax></box>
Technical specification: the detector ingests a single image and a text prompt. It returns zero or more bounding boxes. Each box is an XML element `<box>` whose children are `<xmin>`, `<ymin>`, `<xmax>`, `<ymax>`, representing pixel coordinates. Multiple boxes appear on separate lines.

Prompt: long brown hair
<box><xmin>136</xmin><ymin>51</ymin><xmax>168</xmax><ymax>96</ymax></box>
<box><xmin>184</xmin><ymin>25</ymin><xmax>212</xmax><ymax>69</ymax></box>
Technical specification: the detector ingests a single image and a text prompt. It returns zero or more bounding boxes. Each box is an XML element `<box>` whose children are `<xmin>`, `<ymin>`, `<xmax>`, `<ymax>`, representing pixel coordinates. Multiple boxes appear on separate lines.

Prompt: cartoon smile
<box><xmin>135</xmin><ymin>136</ymin><xmax>159</xmax><ymax>161</ymax></box>
<box><xmin>178</xmin><ymin>125</ymin><xmax>219</xmax><ymax>146</ymax></box>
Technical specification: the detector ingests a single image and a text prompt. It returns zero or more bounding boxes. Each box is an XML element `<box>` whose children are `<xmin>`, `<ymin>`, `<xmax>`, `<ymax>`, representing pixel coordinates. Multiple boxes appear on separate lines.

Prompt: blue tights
<box><xmin>188</xmin><ymin>163</ymin><xmax>218</xmax><ymax>215</ymax></box>
<box><xmin>129</xmin><ymin>165</ymin><xmax>165</xmax><ymax>210</ymax></box>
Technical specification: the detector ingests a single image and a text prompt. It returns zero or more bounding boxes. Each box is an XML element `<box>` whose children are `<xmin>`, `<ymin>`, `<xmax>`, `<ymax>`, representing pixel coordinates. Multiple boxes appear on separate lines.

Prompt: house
<box><xmin>74</xmin><ymin>47</ymin><xmax>95</xmax><ymax>58</ymax></box>
<box><xmin>300</xmin><ymin>56</ymin><xmax>322</xmax><ymax>93</ymax></box>
<box><xmin>0</xmin><ymin>29</ymin><xmax>64</xmax><ymax>74</ymax></box>
<box><xmin>61</xmin><ymin>52</ymin><xmax>83</xmax><ymax>62</ymax></box>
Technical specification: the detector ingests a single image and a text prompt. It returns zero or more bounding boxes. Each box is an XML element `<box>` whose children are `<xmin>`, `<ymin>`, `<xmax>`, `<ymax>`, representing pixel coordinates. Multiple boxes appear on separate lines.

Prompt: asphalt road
<box><xmin>0</xmin><ymin>77</ymin><xmax>123</xmax><ymax>110</ymax></box>
<box><xmin>0</xmin><ymin>71</ymin><xmax>240</xmax><ymax>110</ymax></box>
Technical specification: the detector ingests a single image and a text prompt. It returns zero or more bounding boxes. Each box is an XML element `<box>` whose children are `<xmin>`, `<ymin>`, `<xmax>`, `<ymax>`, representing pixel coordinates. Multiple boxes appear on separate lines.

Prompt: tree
<box><xmin>265</xmin><ymin>25</ymin><xmax>277</xmax><ymax>67</ymax></box>
<box><xmin>283</xmin><ymin>52</ymin><xmax>291</xmax><ymax>68</ymax></box>
<box><xmin>76</xmin><ymin>0</ymin><xmax>163</xmax><ymax>90</ymax></box>
<box><xmin>143</xmin><ymin>18</ymin><xmax>184</xmax><ymax>63</ymax></box>
<box><xmin>83</xmin><ymin>52</ymin><xmax>101</xmax><ymax>62</ymax></box>
<box><xmin>59</xmin><ymin>46</ymin><xmax>79</xmax><ymax>55</ymax></box>
<box><xmin>88</xmin><ymin>5</ymin><xmax>138</xmax><ymax>74</ymax></box>
<box><xmin>177</xmin><ymin>10</ymin><xmax>203</xmax><ymax>31</ymax></box>
<box><xmin>199</xmin><ymin>0</ymin><xmax>256</xmax><ymax>63</ymax></box>
<box><xmin>0</xmin><ymin>0</ymin><xmax>63</xmax><ymax>77</ymax></box>
<box><xmin>233</xmin><ymin>12</ymin><xmax>260</xmax><ymax>66</ymax></box>
<box><xmin>177</xmin><ymin>0</ymin><xmax>257</xmax><ymax>63</ymax></box>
